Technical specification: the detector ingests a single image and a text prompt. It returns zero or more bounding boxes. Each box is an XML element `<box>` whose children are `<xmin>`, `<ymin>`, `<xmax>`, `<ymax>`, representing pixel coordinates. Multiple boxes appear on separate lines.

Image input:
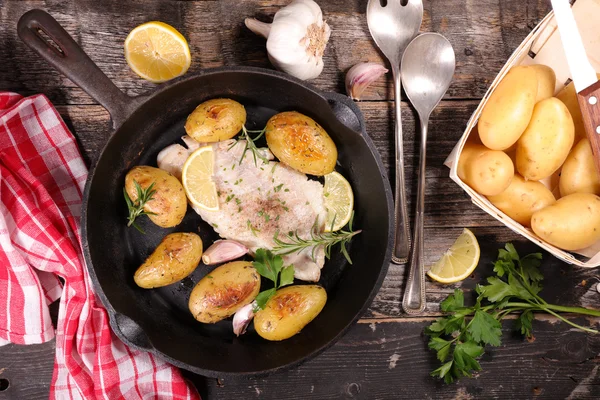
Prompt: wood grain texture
<box><xmin>1</xmin><ymin>0</ymin><xmax>600</xmax><ymax>399</ymax></box>
<box><xmin>0</xmin><ymin>0</ymin><xmax>551</xmax><ymax>103</ymax></box>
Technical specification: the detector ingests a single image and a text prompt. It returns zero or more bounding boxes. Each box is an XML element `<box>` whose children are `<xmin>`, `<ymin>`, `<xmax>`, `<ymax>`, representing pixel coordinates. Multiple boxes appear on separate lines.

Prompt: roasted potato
<box><xmin>185</xmin><ymin>98</ymin><xmax>246</xmax><ymax>143</ymax></box>
<box><xmin>457</xmin><ymin>143</ymin><xmax>514</xmax><ymax>196</ymax></box>
<box><xmin>556</xmin><ymin>73</ymin><xmax>600</xmax><ymax>145</ymax></box>
<box><xmin>125</xmin><ymin>166</ymin><xmax>187</xmax><ymax>228</ymax></box>
<box><xmin>265</xmin><ymin>111</ymin><xmax>337</xmax><ymax>176</ymax></box>
<box><xmin>516</xmin><ymin>97</ymin><xmax>574</xmax><ymax>181</ymax></box>
<box><xmin>559</xmin><ymin>138</ymin><xmax>600</xmax><ymax>197</ymax></box>
<box><xmin>254</xmin><ymin>285</ymin><xmax>326</xmax><ymax>341</ymax></box>
<box><xmin>188</xmin><ymin>261</ymin><xmax>260</xmax><ymax>323</ymax></box>
<box><xmin>478</xmin><ymin>66</ymin><xmax>538</xmax><ymax>150</ymax></box>
<box><xmin>134</xmin><ymin>233</ymin><xmax>203</xmax><ymax>288</ymax></box>
<box><xmin>531</xmin><ymin>193</ymin><xmax>600</xmax><ymax>251</ymax></box>
<box><xmin>487</xmin><ymin>174</ymin><xmax>555</xmax><ymax>227</ymax></box>
<box><xmin>531</xmin><ymin>65</ymin><xmax>556</xmax><ymax>103</ymax></box>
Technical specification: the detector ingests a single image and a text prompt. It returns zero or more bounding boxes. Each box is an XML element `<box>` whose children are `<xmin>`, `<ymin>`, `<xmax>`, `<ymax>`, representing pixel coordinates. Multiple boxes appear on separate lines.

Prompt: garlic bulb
<box><xmin>245</xmin><ymin>0</ymin><xmax>331</xmax><ymax>80</ymax></box>
<box><xmin>345</xmin><ymin>62</ymin><xmax>388</xmax><ymax>101</ymax></box>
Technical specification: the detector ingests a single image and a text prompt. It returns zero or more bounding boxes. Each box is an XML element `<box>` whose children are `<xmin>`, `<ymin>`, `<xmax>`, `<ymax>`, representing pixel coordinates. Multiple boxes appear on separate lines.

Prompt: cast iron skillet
<box><xmin>18</xmin><ymin>9</ymin><xmax>394</xmax><ymax>377</ymax></box>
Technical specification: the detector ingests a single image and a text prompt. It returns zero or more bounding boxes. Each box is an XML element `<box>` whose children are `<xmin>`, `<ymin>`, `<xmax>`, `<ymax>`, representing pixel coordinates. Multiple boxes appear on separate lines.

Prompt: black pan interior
<box><xmin>83</xmin><ymin>68</ymin><xmax>393</xmax><ymax>376</ymax></box>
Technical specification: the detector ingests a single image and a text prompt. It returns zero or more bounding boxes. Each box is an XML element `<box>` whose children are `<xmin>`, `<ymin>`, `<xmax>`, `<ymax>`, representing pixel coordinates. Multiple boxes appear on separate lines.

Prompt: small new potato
<box><xmin>559</xmin><ymin>138</ymin><xmax>600</xmax><ymax>197</ymax></box>
<box><xmin>185</xmin><ymin>98</ymin><xmax>246</xmax><ymax>143</ymax></box>
<box><xmin>516</xmin><ymin>97</ymin><xmax>574</xmax><ymax>181</ymax></box>
<box><xmin>134</xmin><ymin>233</ymin><xmax>203</xmax><ymax>288</ymax></box>
<box><xmin>478</xmin><ymin>66</ymin><xmax>538</xmax><ymax>150</ymax></box>
<box><xmin>556</xmin><ymin>73</ymin><xmax>600</xmax><ymax>145</ymax></box>
<box><xmin>188</xmin><ymin>261</ymin><xmax>260</xmax><ymax>323</ymax></box>
<box><xmin>457</xmin><ymin>143</ymin><xmax>514</xmax><ymax>196</ymax></box>
<box><xmin>487</xmin><ymin>174</ymin><xmax>555</xmax><ymax>227</ymax></box>
<box><xmin>531</xmin><ymin>65</ymin><xmax>556</xmax><ymax>103</ymax></box>
<box><xmin>254</xmin><ymin>285</ymin><xmax>326</xmax><ymax>341</ymax></box>
<box><xmin>125</xmin><ymin>166</ymin><xmax>187</xmax><ymax>228</ymax></box>
<box><xmin>531</xmin><ymin>193</ymin><xmax>600</xmax><ymax>251</ymax></box>
<box><xmin>265</xmin><ymin>111</ymin><xmax>337</xmax><ymax>176</ymax></box>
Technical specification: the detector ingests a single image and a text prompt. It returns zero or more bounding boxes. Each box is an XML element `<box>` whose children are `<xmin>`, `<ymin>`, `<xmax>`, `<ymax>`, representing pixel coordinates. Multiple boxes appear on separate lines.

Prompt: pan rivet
<box><xmin>590</xmin><ymin>96</ymin><xmax>598</xmax><ymax>105</ymax></box>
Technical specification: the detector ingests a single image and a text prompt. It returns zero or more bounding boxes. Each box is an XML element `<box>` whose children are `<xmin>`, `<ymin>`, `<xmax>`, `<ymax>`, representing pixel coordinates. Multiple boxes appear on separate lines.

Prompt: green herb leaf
<box><xmin>253</xmin><ymin>288</ymin><xmax>276</xmax><ymax>312</ymax></box>
<box><xmin>431</xmin><ymin>361</ymin><xmax>454</xmax><ymax>383</ymax></box>
<box><xmin>468</xmin><ymin>310</ymin><xmax>502</xmax><ymax>346</ymax></box>
<box><xmin>515</xmin><ymin>309</ymin><xmax>534</xmax><ymax>337</ymax></box>
<box><xmin>440</xmin><ymin>289</ymin><xmax>465</xmax><ymax>312</ymax></box>
<box><xmin>279</xmin><ymin>265</ymin><xmax>295</xmax><ymax>287</ymax></box>
<box><xmin>479</xmin><ymin>276</ymin><xmax>515</xmax><ymax>303</ymax></box>
<box><xmin>428</xmin><ymin>337</ymin><xmax>452</xmax><ymax>362</ymax></box>
<box><xmin>124</xmin><ymin>180</ymin><xmax>156</xmax><ymax>233</ymax></box>
<box><xmin>253</xmin><ymin>248</ymin><xmax>278</xmax><ymax>283</ymax></box>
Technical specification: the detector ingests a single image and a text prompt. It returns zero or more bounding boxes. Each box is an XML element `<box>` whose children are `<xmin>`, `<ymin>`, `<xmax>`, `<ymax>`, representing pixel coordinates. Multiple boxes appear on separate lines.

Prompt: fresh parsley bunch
<box><xmin>426</xmin><ymin>243</ymin><xmax>600</xmax><ymax>383</ymax></box>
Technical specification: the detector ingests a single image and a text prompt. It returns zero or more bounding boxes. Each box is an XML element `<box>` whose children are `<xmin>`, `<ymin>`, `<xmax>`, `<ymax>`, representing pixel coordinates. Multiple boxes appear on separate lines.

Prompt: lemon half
<box><xmin>427</xmin><ymin>229</ymin><xmax>480</xmax><ymax>284</ymax></box>
<box><xmin>182</xmin><ymin>146</ymin><xmax>219</xmax><ymax>211</ymax></box>
<box><xmin>323</xmin><ymin>171</ymin><xmax>354</xmax><ymax>232</ymax></box>
<box><xmin>125</xmin><ymin>21</ymin><xmax>191</xmax><ymax>83</ymax></box>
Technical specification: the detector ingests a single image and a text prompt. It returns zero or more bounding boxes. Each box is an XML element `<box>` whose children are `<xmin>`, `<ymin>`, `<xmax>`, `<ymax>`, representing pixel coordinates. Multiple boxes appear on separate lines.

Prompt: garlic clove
<box><xmin>202</xmin><ymin>240</ymin><xmax>249</xmax><ymax>265</ymax></box>
<box><xmin>233</xmin><ymin>302</ymin><xmax>255</xmax><ymax>336</ymax></box>
<box><xmin>345</xmin><ymin>62</ymin><xmax>388</xmax><ymax>101</ymax></box>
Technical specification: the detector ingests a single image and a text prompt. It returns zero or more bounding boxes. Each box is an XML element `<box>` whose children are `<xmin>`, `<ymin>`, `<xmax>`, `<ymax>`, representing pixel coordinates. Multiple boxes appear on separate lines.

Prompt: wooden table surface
<box><xmin>1</xmin><ymin>0</ymin><xmax>600</xmax><ymax>398</ymax></box>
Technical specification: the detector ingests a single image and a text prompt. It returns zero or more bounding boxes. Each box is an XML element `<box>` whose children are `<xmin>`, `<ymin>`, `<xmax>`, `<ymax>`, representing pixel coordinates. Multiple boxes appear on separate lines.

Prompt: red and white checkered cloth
<box><xmin>0</xmin><ymin>92</ymin><xmax>199</xmax><ymax>399</ymax></box>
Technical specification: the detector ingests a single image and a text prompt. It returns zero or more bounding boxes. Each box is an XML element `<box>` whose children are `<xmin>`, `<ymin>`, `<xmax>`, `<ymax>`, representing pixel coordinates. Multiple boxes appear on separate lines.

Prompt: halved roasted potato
<box><xmin>188</xmin><ymin>261</ymin><xmax>260</xmax><ymax>323</ymax></box>
<box><xmin>134</xmin><ymin>232</ymin><xmax>203</xmax><ymax>288</ymax></box>
<box><xmin>125</xmin><ymin>166</ymin><xmax>187</xmax><ymax>228</ymax></box>
<box><xmin>265</xmin><ymin>111</ymin><xmax>337</xmax><ymax>176</ymax></box>
<box><xmin>185</xmin><ymin>98</ymin><xmax>246</xmax><ymax>143</ymax></box>
<box><xmin>254</xmin><ymin>285</ymin><xmax>327</xmax><ymax>341</ymax></box>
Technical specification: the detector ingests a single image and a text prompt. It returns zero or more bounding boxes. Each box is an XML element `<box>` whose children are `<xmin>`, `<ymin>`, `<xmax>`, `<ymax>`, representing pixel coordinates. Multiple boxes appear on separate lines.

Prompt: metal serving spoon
<box><xmin>400</xmin><ymin>33</ymin><xmax>455</xmax><ymax>314</ymax></box>
<box><xmin>367</xmin><ymin>0</ymin><xmax>423</xmax><ymax>264</ymax></box>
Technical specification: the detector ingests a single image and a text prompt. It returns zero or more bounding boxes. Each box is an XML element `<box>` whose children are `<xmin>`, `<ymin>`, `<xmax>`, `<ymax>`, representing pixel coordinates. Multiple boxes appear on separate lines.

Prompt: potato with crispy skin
<box><xmin>265</xmin><ymin>111</ymin><xmax>337</xmax><ymax>176</ymax></box>
<box><xmin>254</xmin><ymin>285</ymin><xmax>326</xmax><ymax>341</ymax></box>
<box><xmin>185</xmin><ymin>98</ymin><xmax>246</xmax><ymax>143</ymax></box>
<box><xmin>188</xmin><ymin>261</ymin><xmax>261</xmax><ymax>323</ymax></box>
<box><xmin>134</xmin><ymin>233</ymin><xmax>203</xmax><ymax>288</ymax></box>
<box><xmin>125</xmin><ymin>166</ymin><xmax>187</xmax><ymax>228</ymax></box>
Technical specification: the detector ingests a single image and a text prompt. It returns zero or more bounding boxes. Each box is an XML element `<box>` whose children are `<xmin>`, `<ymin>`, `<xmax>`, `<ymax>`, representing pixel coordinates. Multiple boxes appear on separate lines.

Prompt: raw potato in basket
<box><xmin>457</xmin><ymin>143</ymin><xmax>514</xmax><ymax>196</ymax></box>
<box><xmin>559</xmin><ymin>138</ymin><xmax>600</xmax><ymax>197</ymax></box>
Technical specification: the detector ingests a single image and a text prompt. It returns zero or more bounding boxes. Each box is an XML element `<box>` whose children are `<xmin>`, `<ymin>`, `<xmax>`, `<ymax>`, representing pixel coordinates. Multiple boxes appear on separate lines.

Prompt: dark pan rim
<box><xmin>81</xmin><ymin>66</ymin><xmax>395</xmax><ymax>377</ymax></box>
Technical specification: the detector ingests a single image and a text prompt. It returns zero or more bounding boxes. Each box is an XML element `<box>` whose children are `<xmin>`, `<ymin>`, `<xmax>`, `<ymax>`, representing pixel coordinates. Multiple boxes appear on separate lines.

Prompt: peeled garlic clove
<box><xmin>202</xmin><ymin>240</ymin><xmax>249</xmax><ymax>265</ymax></box>
<box><xmin>233</xmin><ymin>302</ymin><xmax>255</xmax><ymax>336</ymax></box>
<box><xmin>345</xmin><ymin>62</ymin><xmax>388</xmax><ymax>101</ymax></box>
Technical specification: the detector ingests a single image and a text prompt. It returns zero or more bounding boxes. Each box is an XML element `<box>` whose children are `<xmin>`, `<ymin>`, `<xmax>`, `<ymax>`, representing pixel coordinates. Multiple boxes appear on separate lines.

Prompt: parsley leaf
<box><xmin>468</xmin><ymin>310</ymin><xmax>502</xmax><ymax>346</ymax></box>
<box><xmin>252</xmin><ymin>249</ymin><xmax>295</xmax><ymax>312</ymax></box>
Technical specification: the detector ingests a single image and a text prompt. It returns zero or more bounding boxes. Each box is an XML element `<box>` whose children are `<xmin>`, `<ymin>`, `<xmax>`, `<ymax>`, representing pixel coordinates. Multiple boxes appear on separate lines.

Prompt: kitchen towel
<box><xmin>0</xmin><ymin>92</ymin><xmax>199</xmax><ymax>399</ymax></box>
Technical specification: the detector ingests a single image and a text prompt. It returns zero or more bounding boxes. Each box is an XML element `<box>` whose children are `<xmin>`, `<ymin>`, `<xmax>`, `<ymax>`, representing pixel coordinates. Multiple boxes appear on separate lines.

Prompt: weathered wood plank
<box><xmin>0</xmin><ymin>0</ymin><xmax>551</xmax><ymax>104</ymax></box>
<box><xmin>3</xmin><ymin>317</ymin><xmax>599</xmax><ymax>399</ymax></box>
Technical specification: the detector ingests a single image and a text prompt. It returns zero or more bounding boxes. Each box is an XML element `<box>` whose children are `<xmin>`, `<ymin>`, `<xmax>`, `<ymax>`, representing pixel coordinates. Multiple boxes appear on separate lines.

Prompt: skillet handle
<box><xmin>323</xmin><ymin>91</ymin><xmax>365</xmax><ymax>133</ymax></box>
<box><xmin>112</xmin><ymin>313</ymin><xmax>153</xmax><ymax>352</ymax></box>
<box><xmin>17</xmin><ymin>9</ymin><xmax>138</xmax><ymax>129</ymax></box>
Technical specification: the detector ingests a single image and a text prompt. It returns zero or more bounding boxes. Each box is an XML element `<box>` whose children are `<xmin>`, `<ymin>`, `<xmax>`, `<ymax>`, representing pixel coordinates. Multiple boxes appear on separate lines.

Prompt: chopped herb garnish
<box><xmin>226</xmin><ymin>194</ymin><xmax>235</xmax><ymax>203</ymax></box>
<box><xmin>124</xmin><ymin>180</ymin><xmax>157</xmax><ymax>234</ymax></box>
<box><xmin>274</xmin><ymin>183</ymin><xmax>284</xmax><ymax>192</ymax></box>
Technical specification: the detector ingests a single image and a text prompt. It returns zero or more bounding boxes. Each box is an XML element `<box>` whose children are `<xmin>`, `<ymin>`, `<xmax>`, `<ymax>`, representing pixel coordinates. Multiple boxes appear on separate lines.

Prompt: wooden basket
<box><xmin>445</xmin><ymin>0</ymin><xmax>600</xmax><ymax>268</ymax></box>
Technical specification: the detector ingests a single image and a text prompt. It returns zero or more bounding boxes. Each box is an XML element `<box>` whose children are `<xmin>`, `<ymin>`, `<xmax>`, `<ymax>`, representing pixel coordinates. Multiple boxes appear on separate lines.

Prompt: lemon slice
<box><xmin>182</xmin><ymin>146</ymin><xmax>219</xmax><ymax>211</ymax></box>
<box><xmin>124</xmin><ymin>21</ymin><xmax>191</xmax><ymax>83</ymax></box>
<box><xmin>323</xmin><ymin>171</ymin><xmax>354</xmax><ymax>232</ymax></box>
<box><xmin>427</xmin><ymin>229</ymin><xmax>480</xmax><ymax>284</ymax></box>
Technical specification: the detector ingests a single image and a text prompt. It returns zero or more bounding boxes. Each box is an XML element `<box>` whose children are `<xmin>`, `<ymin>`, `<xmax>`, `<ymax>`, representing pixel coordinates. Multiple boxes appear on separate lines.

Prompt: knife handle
<box><xmin>577</xmin><ymin>81</ymin><xmax>600</xmax><ymax>175</ymax></box>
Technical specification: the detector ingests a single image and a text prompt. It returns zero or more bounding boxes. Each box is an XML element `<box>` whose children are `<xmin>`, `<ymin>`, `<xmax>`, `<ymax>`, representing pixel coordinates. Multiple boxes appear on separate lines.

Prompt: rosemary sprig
<box><xmin>272</xmin><ymin>211</ymin><xmax>361</xmax><ymax>264</ymax></box>
<box><xmin>229</xmin><ymin>125</ymin><xmax>268</xmax><ymax>166</ymax></box>
<box><xmin>123</xmin><ymin>180</ymin><xmax>157</xmax><ymax>234</ymax></box>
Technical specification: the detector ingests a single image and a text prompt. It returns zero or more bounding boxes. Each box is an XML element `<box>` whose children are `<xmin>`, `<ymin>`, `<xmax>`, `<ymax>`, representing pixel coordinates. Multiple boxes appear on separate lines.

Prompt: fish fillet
<box><xmin>158</xmin><ymin>139</ymin><xmax>327</xmax><ymax>281</ymax></box>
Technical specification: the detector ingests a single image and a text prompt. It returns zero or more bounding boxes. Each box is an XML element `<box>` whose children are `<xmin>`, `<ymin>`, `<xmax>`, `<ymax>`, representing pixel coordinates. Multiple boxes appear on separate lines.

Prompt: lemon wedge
<box><xmin>323</xmin><ymin>171</ymin><xmax>354</xmax><ymax>232</ymax></box>
<box><xmin>182</xmin><ymin>146</ymin><xmax>219</xmax><ymax>211</ymax></box>
<box><xmin>427</xmin><ymin>229</ymin><xmax>480</xmax><ymax>284</ymax></box>
<box><xmin>124</xmin><ymin>21</ymin><xmax>191</xmax><ymax>83</ymax></box>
